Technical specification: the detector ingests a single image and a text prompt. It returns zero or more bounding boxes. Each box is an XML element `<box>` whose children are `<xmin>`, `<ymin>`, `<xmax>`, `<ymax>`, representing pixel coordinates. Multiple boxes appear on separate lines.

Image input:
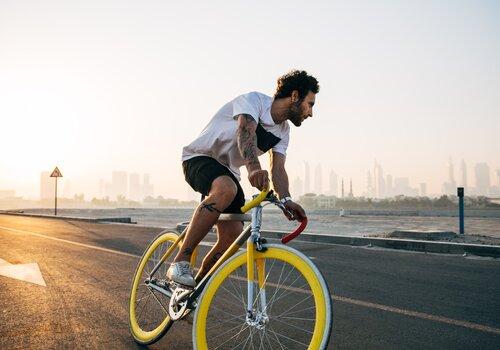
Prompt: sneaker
<box><xmin>166</xmin><ymin>261</ymin><xmax>196</xmax><ymax>287</ymax></box>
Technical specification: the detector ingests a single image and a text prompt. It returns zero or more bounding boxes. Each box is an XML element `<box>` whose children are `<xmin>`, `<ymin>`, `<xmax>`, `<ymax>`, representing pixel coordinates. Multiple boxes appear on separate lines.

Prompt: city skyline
<box><xmin>8</xmin><ymin>158</ymin><xmax>498</xmax><ymax>203</ymax></box>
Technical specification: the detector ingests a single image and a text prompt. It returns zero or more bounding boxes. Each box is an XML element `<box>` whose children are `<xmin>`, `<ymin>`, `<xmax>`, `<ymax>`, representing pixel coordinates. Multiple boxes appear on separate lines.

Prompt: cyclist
<box><xmin>167</xmin><ymin>70</ymin><xmax>319</xmax><ymax>287</ymax></box>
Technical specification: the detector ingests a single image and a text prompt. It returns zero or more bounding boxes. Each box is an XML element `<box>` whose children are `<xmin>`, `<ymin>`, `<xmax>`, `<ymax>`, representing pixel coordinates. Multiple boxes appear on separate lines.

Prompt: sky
<box><xmin>1</xmin><ymin>0</ymin><xmax>499</xmax><ymax>200</ymax></box>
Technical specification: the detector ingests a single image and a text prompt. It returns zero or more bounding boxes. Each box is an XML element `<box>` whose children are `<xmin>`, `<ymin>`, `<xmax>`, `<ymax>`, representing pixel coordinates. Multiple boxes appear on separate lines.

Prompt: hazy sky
<box><xmin>1</xmin><ymin>0</ymin><xmax>499</xmax><ymax>200</ymax></box>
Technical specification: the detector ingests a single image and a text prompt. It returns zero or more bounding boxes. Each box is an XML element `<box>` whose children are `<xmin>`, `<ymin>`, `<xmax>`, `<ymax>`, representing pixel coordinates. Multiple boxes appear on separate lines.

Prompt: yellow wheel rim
<box><xmin>194</xmin><ymin>246</ymin><xmax>329</xmax><ymax>350</ymax></box>
<box><xmin>129</xmin><ymin>231</ymin><xmax>178</xmax><ymax>343</ymax></box>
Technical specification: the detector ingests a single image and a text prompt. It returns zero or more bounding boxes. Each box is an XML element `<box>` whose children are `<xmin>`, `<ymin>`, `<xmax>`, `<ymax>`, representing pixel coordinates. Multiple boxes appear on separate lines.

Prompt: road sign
<box><xmin>50</xmin><ymin>167</ymin><xmax>63</xmax><ymax>178</ymax></box>
<box><xmin>50</xmin><ymin>166</ymin><xmax>63</xmax><ymax>215</ymax></box>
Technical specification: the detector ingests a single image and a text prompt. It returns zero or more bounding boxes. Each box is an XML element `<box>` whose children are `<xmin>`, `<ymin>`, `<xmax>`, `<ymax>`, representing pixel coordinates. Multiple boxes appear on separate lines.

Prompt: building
<box><xmin>474</xmin><ymin>163</ymin><xmax>490</xmax><ymax>195</ymax></box>
<box><xmin>374</xmin><ymin>161</ymin><xmax>385</xmax><ymax>198</ymax></box>
<box><xmin>129</xmin><ymin>173</ymin><xmax>141</xmax><ymax>201</ymax></box>
<box><xmin>112</xmin><ymin>171</ymin><xmax>128</xmax><ymax>199</ymax></box>
<box><xmin>393</xmin><ymin>177</ymin><xmax>418</xmax><ymax>196</ymax></box>
<box><xmin>442</xmin><ymin>157</ymin><xmax>457</xmax><ymax>195</ymax></box>
<box><xmin>143</xmin><ymin>174</ymin><xmax>154</xmax><ymax>199</ymax></box>
<box><xmin>316</xmin><ymin>195</ymin><xmax>336</xmax><ymax>209</ymax></box>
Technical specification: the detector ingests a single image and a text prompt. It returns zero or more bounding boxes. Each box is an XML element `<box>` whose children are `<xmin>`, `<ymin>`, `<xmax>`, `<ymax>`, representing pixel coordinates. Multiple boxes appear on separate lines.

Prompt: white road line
<box><xmin>1</xmin><ymin>224</ymin><xmax>499</xmax><ymax>335</ymax></box>
<box><xmin>332</xmin><ymin>295</ymin><xmax>500</xmax><ymax>335</ymax></box>
<box><xmin>0</xmin><ymin>225</ymin><xmax>214</xmax><ymax>259</ymax></box>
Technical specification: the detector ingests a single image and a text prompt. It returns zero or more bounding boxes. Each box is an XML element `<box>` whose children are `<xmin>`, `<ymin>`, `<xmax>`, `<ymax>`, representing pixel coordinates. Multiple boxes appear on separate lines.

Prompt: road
<box><xmin>0</xmin><ymin>214</ymin><xmax>499</xmax><ymax>349</ymax></box>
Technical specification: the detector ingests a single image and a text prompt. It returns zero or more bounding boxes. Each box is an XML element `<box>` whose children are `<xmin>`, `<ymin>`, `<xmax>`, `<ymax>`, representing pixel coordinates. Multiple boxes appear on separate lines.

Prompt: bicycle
<box><xmin>128</xmin><ymin>190</ymin><xmax>333</xmax><ymax>349</ymax></box>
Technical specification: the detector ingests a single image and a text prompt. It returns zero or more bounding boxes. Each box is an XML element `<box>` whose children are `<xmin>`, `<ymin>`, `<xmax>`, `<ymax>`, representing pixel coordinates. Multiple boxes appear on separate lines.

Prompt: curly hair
<box><xmin>274</xmin><ymin>70</ymin><xmax>320</xmax><ymax>100</ymax></box>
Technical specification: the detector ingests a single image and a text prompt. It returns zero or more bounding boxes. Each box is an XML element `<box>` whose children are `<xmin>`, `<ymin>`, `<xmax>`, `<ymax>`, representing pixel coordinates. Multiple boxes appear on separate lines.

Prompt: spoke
<box><xmin>210</xmin><ymin>322</ymin><xmax>247</xmax><ymax>342</ymax></box>
<box><xmin>273</xmin><ymin>293</ymin><xmax>313</xmax><ymax>319</ymax></box>
<box><xmin>149</xmin><ymin>289</ymin><xmax>169</xmax><ymax>316</ymax></box>
<box><xmin>209</xmin><ymin>304</ymin><xmax>246</xmax><ymax>319</ymax></box>
<box><xmin>268</xmin><ymin>326</ymin><xmax>286</xmax><ymax>350</ymax></box>
<box><xmin>228</xmin><ymin>266</ymin><xmax>246</xmax><ymax>308</ymax></box>
<box><xmin>276</xmin><ymin>315</ymin><xmax>315</xmax><ymax>321</ymax></box>
<box><xmin>219</xmin><ymin>283</ymin><xmax>247</xmax><ymax>308</ymax></box>
<box><xmin>213</xmin><ymin>323</ymin><xmax>250</xmax><ymax>349</ymax></box>
<box><xmin>137</xmin><ymin>292</ymin><xmax>152</xmax><ymax>322</ymax></box>
<box><xmin>271</xmin><ymin>316</ymin><xmax>314</xmax><ymax>335</ymax></box>
<box><xmin>206</xmin><ymin>313</ymin><xmax>246</xmax><ymax>331</ymax></box>
<box><xmin>267</xmin><ymin>325</ymin><xmax>309</xmax><ymax>348</ymax></box>
<box><xmin>267</xmin><ymin>269</ymin><xmax>303</xmax><ymax>312</ymax></box>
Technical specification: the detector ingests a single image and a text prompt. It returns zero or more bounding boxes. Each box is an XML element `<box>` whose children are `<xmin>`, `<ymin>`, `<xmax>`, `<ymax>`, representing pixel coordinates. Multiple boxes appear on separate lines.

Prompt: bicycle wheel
<box><xmin>129</xmin><ymin>230</ymin><xmax>180</xmax><ymax>345</ymax></box>
<box><xmin>193</xmin><ymin>244</ymin><xmax>332</xmax><ymax>350</ymax></box>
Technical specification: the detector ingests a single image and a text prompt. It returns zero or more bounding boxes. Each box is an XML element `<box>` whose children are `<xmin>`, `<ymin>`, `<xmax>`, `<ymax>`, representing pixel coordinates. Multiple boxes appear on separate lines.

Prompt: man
<box><xmin>167</xmin><ymin>70</ymin><xmax>319</xmax><ymax>287</ymax></box>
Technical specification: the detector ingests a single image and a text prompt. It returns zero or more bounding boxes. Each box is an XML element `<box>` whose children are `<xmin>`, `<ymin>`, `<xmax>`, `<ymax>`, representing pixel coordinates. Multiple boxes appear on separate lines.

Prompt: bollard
<box><xmin>457</xmin><ymin>187</ymin><xmax>464</xmax><ymax>234</ymax></box>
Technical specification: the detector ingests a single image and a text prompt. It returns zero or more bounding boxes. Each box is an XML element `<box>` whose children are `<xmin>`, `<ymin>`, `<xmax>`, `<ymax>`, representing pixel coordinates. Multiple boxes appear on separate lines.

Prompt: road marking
<box><xmin>332</xmin><ymin>295</ymin><xmax>500</xmax><ymax>335</ymax></box>
<box><xmin>1</xmin><ymin>224</ymin><xmax>499</xmax><ymax>335</ymax></box>
<box><xmin>0</xmin><ymin>225</ymin><xmax>213</xmax><ymax>260</ymax></box>
<box><xmin>0</xmin><ymin>257</ymin><xmax>46</xmax><ymax>286</ymax></box>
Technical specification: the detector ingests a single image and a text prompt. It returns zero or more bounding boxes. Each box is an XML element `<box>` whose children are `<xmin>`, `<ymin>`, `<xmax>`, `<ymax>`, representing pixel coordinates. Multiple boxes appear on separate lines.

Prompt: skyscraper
<box><xmin>112</xmin><ymin>171</ymin><xmax>128</xmax><ymax>199</ymax></box>
<box><xmin>314</xmin><ymin>164</ymin><xmax>323</xmax><ymax>194</ymax></box>
<box><xmin>304</xmin><ymin>161</ymin><xmax>310</xmax><ymax>194</ymax></box>
<box><xmin>442</xmin><ymin>157</ymin><xmax>457</xmax><ymax>195</ymax></box>
<box><xmin>496</xmin><ymin>169</ymin><xmax>500</xmax><ymax>187</ymax></box>
<box><xmin>474</xmin><ymin>163</ymin><xmax>490</xmax><ymax>195</ymax></box>
<box><xmin>329</xmin><ymin>170</ymin><xmax>338</xmax><ymax>197</ymax></box>
<box><xmin>129</xmin><ymin>173</ymin><xmax>141</xmax><ymax>201</ymax></box>
<box><xmin>349</xmin><ymin>179</ymin><xmax>353</xmax><ymax>198</ymax></box>
<box><xmin>143</xmin><ymin>173</ymin><xmax>154</xmax><ymax>199</ymax></box>
<box><xmin>374</xmin><ymin>161</ymin><xmax>385</xmax><ymax>198</ymax></box>
<box><xmin>341</xmin><ymin>178</ymin><xmax>344</xmax><ymax>198</ymax></box>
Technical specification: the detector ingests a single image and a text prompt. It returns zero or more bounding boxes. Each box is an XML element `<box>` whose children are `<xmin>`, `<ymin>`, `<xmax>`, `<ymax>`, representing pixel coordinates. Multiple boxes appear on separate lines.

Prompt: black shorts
<box><xmin>182</xmin><ymin>156</ymin><xmax>245</xmax><ymax>214</ymax></box>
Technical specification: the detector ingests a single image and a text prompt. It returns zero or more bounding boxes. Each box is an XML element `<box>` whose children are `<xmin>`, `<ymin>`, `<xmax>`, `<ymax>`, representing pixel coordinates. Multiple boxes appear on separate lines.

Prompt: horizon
<box><xmin>1</xmin><ymin>1</ymin><xmax>499</xmax><ymax>200</ymax></box>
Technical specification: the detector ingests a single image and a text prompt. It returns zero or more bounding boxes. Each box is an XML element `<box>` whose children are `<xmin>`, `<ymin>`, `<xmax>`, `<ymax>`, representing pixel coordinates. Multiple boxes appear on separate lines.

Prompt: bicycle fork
<box><xmin>246</xmin><ymin>204</ymin><xmax>269</xmax><ymax>330</ymax></box>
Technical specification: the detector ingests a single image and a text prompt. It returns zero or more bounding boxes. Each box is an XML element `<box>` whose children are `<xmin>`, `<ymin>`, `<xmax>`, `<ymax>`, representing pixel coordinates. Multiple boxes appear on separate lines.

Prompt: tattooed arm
<box><xmin>236</xmin><ymin>114</ymin><xmax>269</xmax><ymax>190</ymax></box>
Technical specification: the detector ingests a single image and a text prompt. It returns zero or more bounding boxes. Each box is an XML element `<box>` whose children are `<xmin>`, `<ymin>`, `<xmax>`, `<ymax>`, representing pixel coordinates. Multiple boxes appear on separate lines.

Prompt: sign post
<box><xmin>50</xmin><ymin>167</ymin><xmax>63</xmax><ymax>216</ymax></box>
<box><xmin>457</xmin><ymin>187</ymin><xmax>464</xmax><ymax>234</ymax></box>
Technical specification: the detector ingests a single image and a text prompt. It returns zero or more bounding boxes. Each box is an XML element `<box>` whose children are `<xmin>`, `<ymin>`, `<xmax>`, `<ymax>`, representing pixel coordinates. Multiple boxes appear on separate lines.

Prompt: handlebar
<box><xmin>281</xmin><ymin>217</ymin><xmax>308</xmax><ymax>244</ymax></box>
<box><xmin>240</xmin><ymin>189</ymin><xmax>308</xmax><ymax>244</ymax></box>
<box><xmin>240</xmin><ymin>189</ymin><xmax>269</xmax><ymax>213</ymax></box>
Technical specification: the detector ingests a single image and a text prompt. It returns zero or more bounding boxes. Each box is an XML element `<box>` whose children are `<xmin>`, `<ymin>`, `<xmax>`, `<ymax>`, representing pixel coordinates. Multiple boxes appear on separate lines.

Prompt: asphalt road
<box><xmin>0</xmin><ymin>214</ymin><xmax>499</xmax><ymax>349</ymax></box>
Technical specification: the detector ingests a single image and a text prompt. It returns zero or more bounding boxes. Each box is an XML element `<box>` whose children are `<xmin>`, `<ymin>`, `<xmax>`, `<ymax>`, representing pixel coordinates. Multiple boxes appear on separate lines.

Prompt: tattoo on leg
<box><xmin>200</xmin><ymin>202</ymin><xmax>222</xmax><ymax>213</ymax></box>
<box><xmin>182</xmin><ymin>247</ymin><xmax>193</xmax><ymax>257</ymax></box>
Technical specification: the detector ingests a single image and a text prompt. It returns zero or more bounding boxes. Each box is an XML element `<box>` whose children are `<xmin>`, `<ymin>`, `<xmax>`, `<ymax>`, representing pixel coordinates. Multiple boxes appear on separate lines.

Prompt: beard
<box><xmin>287</xmin><ymin>101</ymin><xmax>304</xmax><ymax>127</ymax></box>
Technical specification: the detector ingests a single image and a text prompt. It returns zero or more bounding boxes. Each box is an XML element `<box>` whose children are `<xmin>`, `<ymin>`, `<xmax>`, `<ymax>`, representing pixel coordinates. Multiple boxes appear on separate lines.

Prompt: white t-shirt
<box><xmin>182</xmin><ymin>92</ymin><xmax>290</xmax><ymax>180</ymax></box>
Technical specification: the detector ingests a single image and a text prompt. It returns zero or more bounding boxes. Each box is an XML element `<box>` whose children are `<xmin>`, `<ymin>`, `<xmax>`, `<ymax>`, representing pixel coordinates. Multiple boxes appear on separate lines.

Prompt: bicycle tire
<box><xmin>192</xmin><ymin>244</ymin><xmax>332</xmax><ymax>349</ymax></box>
<box><xmin>129</xmin><ymin>230</ymin><xmax>180</xmax><ymax>345</ymax></box>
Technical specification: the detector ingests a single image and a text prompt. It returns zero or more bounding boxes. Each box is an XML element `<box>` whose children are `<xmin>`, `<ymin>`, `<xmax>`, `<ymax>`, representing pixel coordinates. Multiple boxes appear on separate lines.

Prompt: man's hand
<box><xmin>248</xmin><ymin>169</ymin><xmax>269</xmax><ymax>191</ymax></box>
<box><xmin>283</xmin><ymin>201</ymin><xmax>307</xmax><ymax>221</ymax></box>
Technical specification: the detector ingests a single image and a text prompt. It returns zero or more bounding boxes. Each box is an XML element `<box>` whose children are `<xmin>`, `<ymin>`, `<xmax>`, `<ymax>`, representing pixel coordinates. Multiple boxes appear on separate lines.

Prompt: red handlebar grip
<box><xmin>281</xmin><ymin>218</ymin><xmax>308</xmax><ymax>244</ymax></box>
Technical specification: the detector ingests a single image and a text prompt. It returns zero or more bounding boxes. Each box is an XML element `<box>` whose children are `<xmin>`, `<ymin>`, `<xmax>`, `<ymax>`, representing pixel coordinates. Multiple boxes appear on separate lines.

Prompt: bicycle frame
<box><xmin>148</xmin><ymin>203</ymin><xmax>265</xmax><ymax>310</ymax></box>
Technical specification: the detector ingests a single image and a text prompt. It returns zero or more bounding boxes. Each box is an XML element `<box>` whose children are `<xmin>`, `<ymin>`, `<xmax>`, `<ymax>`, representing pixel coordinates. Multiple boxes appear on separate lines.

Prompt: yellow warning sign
<box><xmin>50</xmin><ymin>167</ymin><xmax>63</xmax><ymax>178</ymax></box>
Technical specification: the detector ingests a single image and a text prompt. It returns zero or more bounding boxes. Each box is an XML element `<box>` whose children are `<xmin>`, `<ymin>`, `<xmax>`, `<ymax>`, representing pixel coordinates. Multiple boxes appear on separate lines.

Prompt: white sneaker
<box><xmin>167</xmin><ymin>261</ymin><xmax>196</xmax><ymax>287</ymax></box>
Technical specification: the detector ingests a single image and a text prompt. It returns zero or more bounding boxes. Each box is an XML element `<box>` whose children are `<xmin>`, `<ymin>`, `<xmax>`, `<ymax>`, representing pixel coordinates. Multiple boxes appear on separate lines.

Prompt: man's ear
<box><xmin>291</xmin><ymin>90</ymin><xmax>299</xmax><ymax>103</ymax></box>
